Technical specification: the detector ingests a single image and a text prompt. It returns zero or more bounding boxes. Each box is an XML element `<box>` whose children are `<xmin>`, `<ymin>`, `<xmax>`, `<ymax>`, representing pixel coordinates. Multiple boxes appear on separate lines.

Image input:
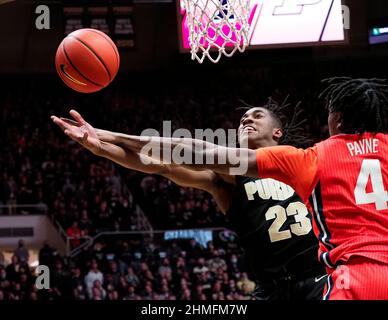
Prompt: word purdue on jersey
<box><xmin>226</xmin><ymin>175</ymin><xmax>324</xmax><ymax>300</ymax></box>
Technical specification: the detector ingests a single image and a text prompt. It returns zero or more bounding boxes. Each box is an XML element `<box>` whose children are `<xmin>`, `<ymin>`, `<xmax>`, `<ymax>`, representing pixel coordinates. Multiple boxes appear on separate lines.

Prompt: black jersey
<box><xmin>226</xmin><ymin>176</ymin><xmax>324</xmax><ymax>284</ymax></box>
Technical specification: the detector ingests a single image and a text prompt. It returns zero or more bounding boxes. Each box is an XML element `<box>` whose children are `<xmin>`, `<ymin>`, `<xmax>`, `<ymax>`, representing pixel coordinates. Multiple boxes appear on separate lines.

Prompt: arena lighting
<box><xmin>372</xmin><ymin>27</ymin><xmax>388</xmax><ymax>36</ymax></box>
<box><xmin>30</xmin><ymin>260</ymin><xmax>39</xmax><ymax>268</ymax></box>
<box><xmin>369</xmin><ymin>25</ymin><xmax>388</xmax><ymax>44</ymax></box>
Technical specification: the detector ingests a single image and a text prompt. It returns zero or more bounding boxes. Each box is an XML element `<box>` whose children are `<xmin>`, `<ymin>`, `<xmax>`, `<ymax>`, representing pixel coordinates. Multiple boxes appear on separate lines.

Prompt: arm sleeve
<box><xmin>256</xmin><ymin>145</ymin><xmax>318</xmax><ymax>201</ymax></box>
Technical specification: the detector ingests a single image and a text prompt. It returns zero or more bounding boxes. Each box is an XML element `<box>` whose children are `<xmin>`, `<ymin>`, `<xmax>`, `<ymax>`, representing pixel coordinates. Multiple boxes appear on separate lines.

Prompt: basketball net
<box><xmin>183</xmin><ymin>0</ymin><xmax>250</xmax><ymax>64</ymax></box>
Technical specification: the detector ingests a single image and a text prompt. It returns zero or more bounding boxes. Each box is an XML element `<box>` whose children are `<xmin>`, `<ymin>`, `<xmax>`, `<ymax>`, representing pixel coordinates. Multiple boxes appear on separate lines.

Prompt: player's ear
<box><xmin>273</xmin><ymin>127</ymin><xmax>283</xmax><ymax>140</ymax></box>
<box><xmin>328</xmin><ymin>111</ymin><xmax>344</xmax><ymax>136</ymax></box>
<box><xmin>333</xmin><ymin>112</ymin><xmax>344</xmax><ymax>132</ymax></box>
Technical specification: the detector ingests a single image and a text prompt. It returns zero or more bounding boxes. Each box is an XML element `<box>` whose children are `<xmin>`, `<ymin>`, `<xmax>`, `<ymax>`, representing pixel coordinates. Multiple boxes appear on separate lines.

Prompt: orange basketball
<box><xmin>55</xmin><ymin>28</ymin><xmax>120</xmax><ymax>93</ymax></box>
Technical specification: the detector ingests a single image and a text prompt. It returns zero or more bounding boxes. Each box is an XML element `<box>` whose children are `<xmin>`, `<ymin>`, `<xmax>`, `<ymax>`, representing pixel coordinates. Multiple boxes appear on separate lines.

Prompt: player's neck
<box><xmin>251</xmin><ymin>139</ymin><xmax>278</xmax><ymax>149</ymax></box>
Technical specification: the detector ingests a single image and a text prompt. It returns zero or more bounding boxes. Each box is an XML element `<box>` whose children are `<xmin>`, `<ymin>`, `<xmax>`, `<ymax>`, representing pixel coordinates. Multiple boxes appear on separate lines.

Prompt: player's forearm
<box><xmin>96</xmin><ymin>129</ymin><xmax>117</xmax><ymax>144</ymax></box>
<box><xmin>111</xmin><ymin>133</ymin><xmax>252</xmax><ymax>175</ymax></box>
<box><xmin>98</xmin><ymin>141</ymin><xmax>168</xmax><ymax>175</ymax></box>
<box><xmin>100</xmin><ymin>131</ymin><xmax>218</xmax><ymax>159</ymax></box>
<box><xmin>96</xmin><ymin>129</ymin><xmax>224</xmax><ymax>173</ymax></box>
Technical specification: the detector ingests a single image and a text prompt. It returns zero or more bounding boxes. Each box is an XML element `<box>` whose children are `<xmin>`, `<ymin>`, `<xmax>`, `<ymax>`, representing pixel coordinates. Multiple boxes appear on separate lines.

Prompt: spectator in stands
<box><xmin>90</xmin><ymin>242</ymin><xmax>107</xmax><ymax>267</ymax></box>
<box><xmin>158</xmin><ymin>258</ymin><xmax>172</xmax><ymax>278</ymax></box>
<box><xmin>123</xmin><ymin>285</ymin><xmax>139</xmax><ymax>300</ymax></box>
<box><xmin>226</xmin><ymin>279</ymin><xmax>238</xmax><ymax>298</ymax></box>
<box><xmin>91</xmin><ymin>280</ymin><xmax>106</xmax><ymax>300</ymax></box>
<box><xmin>211</xmin><ymin>280</ymin><xmax>223</xmax><ymax>300</ymax></box>
<box><xmin>118</xmin><ymin>241</ymin><xmax>132</xmax><ymax>267</ymax></box>
<box><xmin>227</xmin><ymin>253</ymin><xmax>242</xmax><ymax>274</ymax></box>
<box><xmin>73</xmin><ymin>285</ymin><xmax>87</xmax><ymax>300</ymax></box>
<box><xmin>0</xmin><ymin>265</ymin><xmax>6</xmax><ymax>281</ymax></box>
<box><xmin>142</xmin><ymin>270</ymin><xmax>155</xmax><ymax>285</ymax></box>
<box><xmin>107</xmin><ymin>261</ymin><xmax>121</xmax><ymax>288</ymax></box>
<box><xmin>51</xmin><ymin>259</ymin><xmax>70</xmax><ymax>298</ymax></box>
<box><xmin>166</xmin><ymin>241</ymin><xmax>182</xmax><ymax>259</ymax></box>
<box><xmin>66</xmin><ymin>221</ymin><xmax>82</xmax><ymax>249</ymax></box>
<box><xmin>78</xmin><ymin>209</ymin><xmax>93</xmax><ymax>235</ymax></box>
<box><xmin>117</xmin><ymin>275</ymin><xmax>128</xmax><ymax>297</ymax></box>
<box><xmin>142</xmin><ymin>283</ymin><xmax>154</xmax><ymax>300</ymax></box>
<box><xmin>6</xmin><ymin>255</ymin><xmax>20</xmax><ymax>283</ymax></box>
<box><xmin>0</xmin><ymin>289</ymin><xmax>5</xmax><ymax>300</ymax></box>
<box><xmin>14</xmin><ymin>240</ymin><xmax>29</xmax><ymax>265</ymax></box>
<box><xmin>158</xmin><ymin>283</ymin><xmax>170</xmax><ymax>300</ymax></box>
<box><xmin>91</xmin><ymin>287</ymin><xmax>103</xmax><ymax>300</ymax></box>
<box><xmin>180</xmin><ymin>288</ymin><xmax>192</xmax><ymax>300</ymax></box>
<box><xmin>70</xmin><ymin>267</ymin><xmax>84</xmax><ymax>290</ymax></box>
<box><xmin>85</xmin><ymin>260</ymin><xmax>104</xmax><ymax>297</ymax></box>
<box><xmin>96</xmin><ymin>200</ymin><xmax>112</xmax><ymax>233</ymax></box>
<box><xmin>125</xmin><ymin>266</ymin><xmax>140</xmax><ymax>287</ymax></box>
<box><xmin>107</xmin><ymin>290</ymin><xmax>119</xmax><ymax>300</ymax></box>
<box><xmin>193</xmin><ymin>257</ymin><xmax>209</xmax><ymax>275</ymax></box>
<box><xmin>208</xmin><ymin>249</ymin><xmax>227</xmax><ymax>273</ymax></box>
<box><xmin>38</xmin><ymin>241</ymin><xmax>56</xmax><ymax>269</ymax></box>
<box><xmin>29</xmin><ymin>290</ymin><xmax>38</xmax><ymax>300</ymax></box>
<box><xmin>0</xmin><ymin>251</ymin><xmax>4</xmax><ymax>266</ymax></box>
<box><xmin>237</xmin><ymin>272</ymin><xmax>255</xmax><ymax>296</ymax></box>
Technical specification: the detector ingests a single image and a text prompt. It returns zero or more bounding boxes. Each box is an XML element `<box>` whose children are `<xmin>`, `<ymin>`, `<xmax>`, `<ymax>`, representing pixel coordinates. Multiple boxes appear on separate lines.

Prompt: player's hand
<box><xmin>51</xmin><ymin>110</ymin><xmax>102</xmax><ymax>155</ymax></box>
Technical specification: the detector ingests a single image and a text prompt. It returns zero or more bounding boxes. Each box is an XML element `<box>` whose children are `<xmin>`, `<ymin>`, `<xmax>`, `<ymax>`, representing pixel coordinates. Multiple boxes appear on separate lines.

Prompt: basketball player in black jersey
<box><xmin>52</xmin><ymin>100</ymin><xmax>326</xmax><ymax>300</ymax></box>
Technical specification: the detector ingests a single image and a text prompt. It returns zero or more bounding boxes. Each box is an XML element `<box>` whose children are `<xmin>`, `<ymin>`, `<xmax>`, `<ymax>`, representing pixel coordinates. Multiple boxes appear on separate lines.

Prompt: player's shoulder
<box><xmin>315</xmin><ymin>133</ymin><xmax>388</xmax><ymax>164</ymax></box>
<box><xmin>256</xmin><ymin>144</ymin><xmax>305</xmax><ymax>153</ymax></box>
<box><xmin>316</xmin><ymin>132</ymin><xmax>388</xmax><ymax>146</ymax></box>
<box><xmin>255</xmin><ymin>145</ymin><xmax>318</xmax><ymax>164</ymax></box>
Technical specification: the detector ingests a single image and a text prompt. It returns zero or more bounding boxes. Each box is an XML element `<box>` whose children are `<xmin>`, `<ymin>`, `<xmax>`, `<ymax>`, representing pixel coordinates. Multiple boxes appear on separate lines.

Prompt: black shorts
<box><xmin>251</xmin><ymin>272</ymin><xmax>327</xmax><ymax>301</ymax></box>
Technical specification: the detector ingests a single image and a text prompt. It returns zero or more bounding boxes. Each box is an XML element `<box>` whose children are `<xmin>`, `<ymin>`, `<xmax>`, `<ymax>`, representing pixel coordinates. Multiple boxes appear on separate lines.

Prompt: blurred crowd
<box><xmin>0</xmin><ymin>235</ymin><xmax>255</xmax><ymax>300</ymax></box>
<box><xmin>2</xmin><ymin>66</ymin><xmax>323</xmax><ymax>232</ymax></box>
<box><xmin>0</xmin><ymin>64</ymin><xmax>347</xmax><ymax>300</ymax></box>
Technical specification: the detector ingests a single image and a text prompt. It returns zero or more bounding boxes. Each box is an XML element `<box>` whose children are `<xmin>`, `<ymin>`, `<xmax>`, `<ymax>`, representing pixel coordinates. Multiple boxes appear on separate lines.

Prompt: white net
<box><xmin>183</xmin><ymin>0</ymin><xmax>250</xmax><ymax>63</ymax></box>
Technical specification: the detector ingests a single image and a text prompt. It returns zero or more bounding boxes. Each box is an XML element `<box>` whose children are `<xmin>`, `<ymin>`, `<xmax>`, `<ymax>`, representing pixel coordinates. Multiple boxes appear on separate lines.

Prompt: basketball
<box><xmin>55</xmin><ymin>28</ymin><xmax>120</xmax><ymax>93</ymax></box>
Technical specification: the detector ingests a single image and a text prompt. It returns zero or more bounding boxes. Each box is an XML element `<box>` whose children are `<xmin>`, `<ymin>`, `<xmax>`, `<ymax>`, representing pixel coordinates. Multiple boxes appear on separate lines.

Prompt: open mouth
<box><xmin>242</xmin><ymin>126</ymin><xmax>256</xmax><ymax>133</ymax></box>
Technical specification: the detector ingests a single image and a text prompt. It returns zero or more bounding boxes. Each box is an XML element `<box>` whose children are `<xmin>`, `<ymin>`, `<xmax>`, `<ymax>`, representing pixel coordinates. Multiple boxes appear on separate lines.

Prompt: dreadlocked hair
<box><xmin>238</xmin><ymin>96</ymin><xmax>312</xmax><ymax>147</ymax></box>
<box><xmin>319</xmin><ymin>77</ymin><xmax>388</xmax><ymax>134</ymax></box>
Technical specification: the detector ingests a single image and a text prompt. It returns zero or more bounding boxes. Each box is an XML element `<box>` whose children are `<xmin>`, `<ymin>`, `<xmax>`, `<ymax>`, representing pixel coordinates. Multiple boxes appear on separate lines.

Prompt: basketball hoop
<box><xmin>183</xmin><ymin>0</ymin><xmax>250</xmax><ymax>64</ymax></box>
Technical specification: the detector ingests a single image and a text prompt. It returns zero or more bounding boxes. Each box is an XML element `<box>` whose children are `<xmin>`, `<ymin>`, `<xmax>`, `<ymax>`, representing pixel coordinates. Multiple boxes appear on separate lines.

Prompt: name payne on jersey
<box><xmin>141</xmin><ymin>304</ymin><xmax>175</xmax><ymax>317</ymax></box>
<box><xmin>244</xmin><ymin>178</ymin><xmax>294</xmax><ymax>201</ymax></box>
<box><xmin>347</xmin><ymin>138</ymin><xmax>379</xmax><ymax>157</ymax></box>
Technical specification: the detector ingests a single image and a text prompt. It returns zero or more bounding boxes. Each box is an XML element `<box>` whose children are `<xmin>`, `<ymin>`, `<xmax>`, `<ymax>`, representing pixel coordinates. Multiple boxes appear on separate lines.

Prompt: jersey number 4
<box><xmin>265</xmin><ymin>201</ymin><xmax>312</xmax><ymax>243</ymax></box>
<box><xmin>355</xmin><ymin>159</ymin><xmax>388</xmax><ymax>210</ymax></box>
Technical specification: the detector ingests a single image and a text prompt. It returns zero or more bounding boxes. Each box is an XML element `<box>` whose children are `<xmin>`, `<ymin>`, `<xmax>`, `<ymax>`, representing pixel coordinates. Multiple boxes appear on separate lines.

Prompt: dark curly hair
<box><xmin>319</xmin><ymin>77</ymin><xmax>388</xmax><ymax>134</ymax></box>
<box><xmin>237</xmin><ymin>96</ymin><xmax>312</xmax><ymax>147</ymax></box>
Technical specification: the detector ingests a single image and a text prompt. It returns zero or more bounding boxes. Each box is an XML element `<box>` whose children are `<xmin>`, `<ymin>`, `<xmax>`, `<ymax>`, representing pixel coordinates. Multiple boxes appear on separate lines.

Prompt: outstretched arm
<box><xmin>96</xmin><ymin>123</ymin><xmax>258</xmax><ymax>178</ymax></box>
<box><xmin>52</xmin><ymin>110</ymin><xmax>259</xmax><ymax>177</ymax></box>
<box><xmin>100</xmin><ymin>143</ymin><xmax>221</xmax><ymax>195</ymax></box>
<box><xmin>51</xmin><ymin>111</ymin><xmax>223</xmax><ymax>195</ymax></box>
<box><xmin>52</xmin><ymin>111</ymin><xmax>319</xmax><ymax>203</ymax></box>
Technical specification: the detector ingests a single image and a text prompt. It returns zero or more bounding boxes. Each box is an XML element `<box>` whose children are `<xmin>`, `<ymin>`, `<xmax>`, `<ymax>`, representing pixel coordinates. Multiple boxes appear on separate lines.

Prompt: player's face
<box><xmin>238</xmin><ymin>107</ymin><xmax>282</xmax><ymax>148</ymax></box>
